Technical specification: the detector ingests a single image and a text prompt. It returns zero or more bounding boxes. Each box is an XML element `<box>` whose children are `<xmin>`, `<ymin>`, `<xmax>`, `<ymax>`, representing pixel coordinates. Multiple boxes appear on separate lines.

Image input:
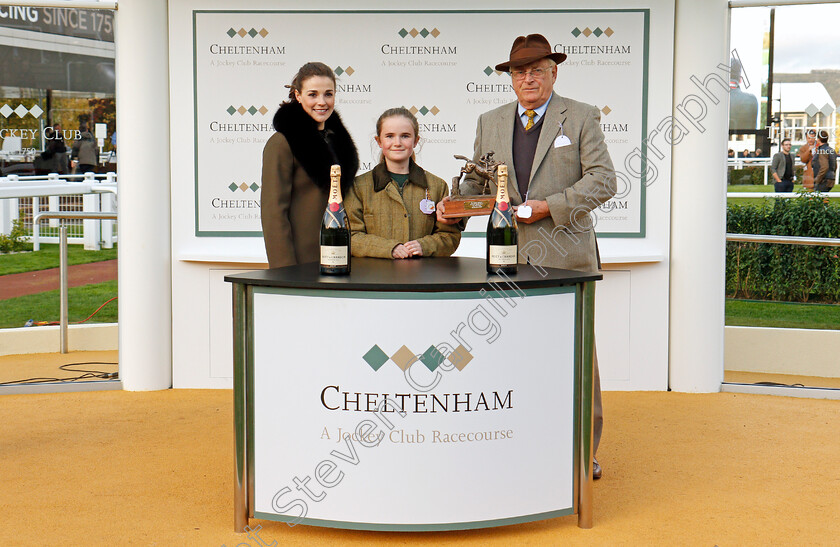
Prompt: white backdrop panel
<box><xmin>192</xmin><ymin>9</ymin><xmax>649</xmax><ymax>238</ymax></box>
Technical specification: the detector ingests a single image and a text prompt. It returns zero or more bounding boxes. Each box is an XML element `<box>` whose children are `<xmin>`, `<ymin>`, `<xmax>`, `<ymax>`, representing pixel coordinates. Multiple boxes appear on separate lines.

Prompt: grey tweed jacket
<box><xmin>462</xmin><ymin>92</ymin><xmax>617</xmax><ymax>272</ymax></box>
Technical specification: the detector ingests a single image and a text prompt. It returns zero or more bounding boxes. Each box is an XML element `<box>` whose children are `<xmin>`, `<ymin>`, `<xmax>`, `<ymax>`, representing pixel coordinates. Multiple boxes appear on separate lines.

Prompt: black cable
<box><xmin>0</xmin><ymin>361</ymin><xmax>119</xmax><ymax>386</ymax></box>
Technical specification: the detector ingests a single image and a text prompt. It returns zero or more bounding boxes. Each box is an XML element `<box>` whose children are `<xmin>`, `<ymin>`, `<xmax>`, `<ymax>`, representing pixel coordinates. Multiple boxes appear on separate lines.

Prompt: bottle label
<box><xmin>488</xmin><ymin>245</ymin><xmax>517</xmax><ymax>265</ymax></box>
<box><xmin>321</xmin><ymin>245</ymin><xmax>348</xmax><ymax>266</ymax></box>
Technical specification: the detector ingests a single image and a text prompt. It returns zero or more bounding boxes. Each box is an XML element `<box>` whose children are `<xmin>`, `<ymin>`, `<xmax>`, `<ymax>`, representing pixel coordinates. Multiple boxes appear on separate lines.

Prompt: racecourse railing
<box><xmin>30</xmin><ymin>211</ymin><xmax>119</xmax><ymax>354</ymax></box>
<box><xmin>0</xmin><ymin>172</ymin><xmax>117</xmax><ymax>250</ymax></box>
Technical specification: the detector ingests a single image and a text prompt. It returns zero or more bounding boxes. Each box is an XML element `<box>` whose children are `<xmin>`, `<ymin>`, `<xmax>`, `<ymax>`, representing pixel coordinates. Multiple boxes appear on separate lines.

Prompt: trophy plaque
<box><xmin>443</xmin><ymin>151</ymin><xmax>503</xmax><ymax>219</ymax></box>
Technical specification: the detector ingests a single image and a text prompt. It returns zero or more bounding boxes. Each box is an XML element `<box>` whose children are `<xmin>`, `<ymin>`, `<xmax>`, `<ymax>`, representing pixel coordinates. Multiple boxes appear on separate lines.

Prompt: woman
<box><xmin>261</xmin><ymin>62</ymin><xmax>359</xmax><ymax>268</ymax></box>
<box><xmin>71</xmin><ymin>124</ymin><xmax>98</xmax><ymax>174</ymax></box>
<box><xmin>345</xmin><ymin>107</ymin><xmax>460</xmax><ymax>258</ymax></box>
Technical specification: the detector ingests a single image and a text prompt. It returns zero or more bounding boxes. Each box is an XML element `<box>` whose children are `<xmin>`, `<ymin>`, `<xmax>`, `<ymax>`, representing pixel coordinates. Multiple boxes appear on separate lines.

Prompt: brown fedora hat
<box><xmin>495</xmin><ymin>33</ymin><xmax>567</xmax><ymax>72</ymax></box>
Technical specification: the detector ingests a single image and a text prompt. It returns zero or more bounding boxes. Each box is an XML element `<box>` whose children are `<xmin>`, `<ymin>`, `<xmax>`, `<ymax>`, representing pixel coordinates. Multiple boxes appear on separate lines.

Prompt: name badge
<box><xmin>419</xmin><ymin>198</ymin><xmax>435</xmax><ymax>214</ymax></box>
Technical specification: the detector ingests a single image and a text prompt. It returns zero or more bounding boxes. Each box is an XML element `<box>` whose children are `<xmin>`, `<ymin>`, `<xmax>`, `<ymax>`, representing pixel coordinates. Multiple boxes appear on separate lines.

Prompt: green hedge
<box><xmin>727</xmin><ymin>165</ymin><xmax>804</xmax><ymax>185</ymax></box>
<box><xmin>727</xmin><ymin>193</ymin><xmax>840</xmax><ymax>303</ymax></box>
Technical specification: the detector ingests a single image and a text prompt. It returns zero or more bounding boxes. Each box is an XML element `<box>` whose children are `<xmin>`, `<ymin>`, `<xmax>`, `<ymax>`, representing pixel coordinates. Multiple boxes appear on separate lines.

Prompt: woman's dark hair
<box><xmin>286</xmin><ymin>62</ymin><xmax>336</xmax><ymax>102</ymax></box>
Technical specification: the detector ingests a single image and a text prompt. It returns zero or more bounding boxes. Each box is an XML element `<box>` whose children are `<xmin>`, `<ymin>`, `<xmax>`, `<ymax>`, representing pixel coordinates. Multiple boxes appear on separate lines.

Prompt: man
<box><xmin>771</xmin><ymin>139</ymin><xmax>794</xmax><ymax>192</ymax></box>
<box><xmin>728</xmin><ymin>58</ymin><xmax>758</xmax><ymax>131</ymax></box>
<box><xmin>438</xmin><ymin>33</ymin><xmax>616</xmax><ymax>479</ymax></box>
<box><xmin>800</xmin><ymin>129</ymin><xmax>817</xmax><ymax>191</ymax></box>
<box><xmin>812</xmin><ymin>130</ymin><xmax>836</xmax><ymax>193</ymax></box>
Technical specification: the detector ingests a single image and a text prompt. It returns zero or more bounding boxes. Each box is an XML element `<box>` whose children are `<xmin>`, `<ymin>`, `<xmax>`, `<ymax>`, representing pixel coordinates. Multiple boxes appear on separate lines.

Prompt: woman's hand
<box><xmin>435</xmin><ymin>196</ymin><xmax>459</xmax><ymax>225</ymax></box>
<box><xmin>404</xmin><ymin>240</ymin><xmax>423</xmax><ymax>257</ymax></box>
<box><xmin>392</xmin><ymin>244</ymin><xmax>411</xmax><ymax>259</ymax></box>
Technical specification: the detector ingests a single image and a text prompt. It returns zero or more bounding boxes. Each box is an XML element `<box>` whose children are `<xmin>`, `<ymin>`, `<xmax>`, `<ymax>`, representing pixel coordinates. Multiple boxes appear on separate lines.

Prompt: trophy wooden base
<box><xmin>442</xmin><ymin>196</ymin><xmax>496</xmax><ymax>219</ymax></box>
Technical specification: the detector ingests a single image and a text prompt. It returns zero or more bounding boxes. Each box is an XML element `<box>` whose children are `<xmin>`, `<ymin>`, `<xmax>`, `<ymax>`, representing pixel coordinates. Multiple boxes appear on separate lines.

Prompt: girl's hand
<box><xmin>404</xmin><ymin>240</ymin><xmax>423</xmax><ymax>256</ymax></box>
<box><xmin>392</xmin><ymin>244</ymin><xmax>411</xmax><ymax>259</ymax></box>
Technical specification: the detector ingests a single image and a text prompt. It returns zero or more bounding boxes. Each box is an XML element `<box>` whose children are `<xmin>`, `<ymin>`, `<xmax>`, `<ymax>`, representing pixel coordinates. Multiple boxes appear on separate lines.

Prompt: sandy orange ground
<box><xmin>1</xmin><ymin>365</ymin><xmax>839</xmax><ymax>546</ymax></box>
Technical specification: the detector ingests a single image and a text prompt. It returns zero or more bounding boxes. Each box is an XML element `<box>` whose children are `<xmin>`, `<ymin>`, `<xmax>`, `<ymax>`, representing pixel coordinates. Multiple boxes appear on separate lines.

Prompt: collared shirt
<box><xmin>517</xmin><ymin>95</ymin><xmax>551</xmax><ymax>128</ymax></box>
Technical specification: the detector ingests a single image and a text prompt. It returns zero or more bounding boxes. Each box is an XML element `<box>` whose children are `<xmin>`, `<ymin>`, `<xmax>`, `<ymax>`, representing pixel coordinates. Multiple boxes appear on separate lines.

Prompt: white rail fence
<box><xmin>728</xmin><ymin>157</ymin><xmax>840</xmax><ymax>187</ymax></box>
<box><xmin>0</xmin><ymin>172</ymin><xmax>117</xmax><ymax>251</ymax></box>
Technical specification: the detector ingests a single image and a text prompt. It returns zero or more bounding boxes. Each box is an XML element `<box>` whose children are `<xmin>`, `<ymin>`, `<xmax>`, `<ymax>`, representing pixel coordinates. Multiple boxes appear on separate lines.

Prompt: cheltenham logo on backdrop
<box><xmin>333</xmin><ymin>66</ymin><xmax>355</xmax><ymax>76</ymax></box>
<box><xmin>226</xmin><ymin>27</ymin><xmax>268</xmax><ymax>38</ymax></box>
<box><xmin>228</xmin><ymin>182</ymin><xmax>260</xmax><ymax>193</ymax></box>
<box><xmin>570</xmin><ymin>26</ymin><xmax>615</xmax><ymax>38</ymax></box>
<box><xmin>397</xmin><ymin>27</ymin><xmax>441</xmax><ymax>38</ymax></box>
<box><xmin>226</xmin><ymin>105</ymin><xmax>269</xmax><ymax>116</ymax></box>
<box><xmin>408</xmin><ymin>105</ymin><xmax>440</xmax><ymax>116</ymax></box>
<box><xmin>363</xmin><ymin>344</ymin><xmax>473</xmax><ymax>372</ymax></box>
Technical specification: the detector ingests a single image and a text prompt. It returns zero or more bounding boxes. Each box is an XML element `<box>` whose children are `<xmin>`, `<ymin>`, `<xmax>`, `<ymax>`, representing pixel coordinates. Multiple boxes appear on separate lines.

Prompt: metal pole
<box><xmin>233</xmin><ymin>282</ymin><xmax>249</xmax><ymax>532</ymax></box>
<box><xmin>578</xmin><ymin>280</ymin><xmax>596</xmax><ymax>529</ymax></box>
<box><xmin>60</xmin><ymin>226</ymin><xmax>69</xmax><ymax>354</ymax></box>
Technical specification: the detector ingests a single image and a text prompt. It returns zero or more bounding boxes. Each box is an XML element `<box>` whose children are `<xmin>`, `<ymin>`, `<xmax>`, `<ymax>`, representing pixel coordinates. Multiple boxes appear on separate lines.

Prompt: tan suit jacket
<box><xmin>463</xmin><ymin>92</ymin><xmax>617</xmax><ymax>272</ymax></box>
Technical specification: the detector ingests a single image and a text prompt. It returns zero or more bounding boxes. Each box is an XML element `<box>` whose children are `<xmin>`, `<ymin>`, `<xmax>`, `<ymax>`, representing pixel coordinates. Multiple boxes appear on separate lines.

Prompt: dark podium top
<box><xmin>224</xmin><ymin>257</ymin><xmax>602</xmax><ymax>292</ymax></box>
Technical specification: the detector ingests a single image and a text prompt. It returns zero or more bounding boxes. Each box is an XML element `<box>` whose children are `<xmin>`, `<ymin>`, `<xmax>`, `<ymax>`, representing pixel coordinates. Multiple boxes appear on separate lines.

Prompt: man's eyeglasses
<box><xmin>510</xmin><ymin>67</ymin><xmax>551</xmax><ymax>80</ymax></box>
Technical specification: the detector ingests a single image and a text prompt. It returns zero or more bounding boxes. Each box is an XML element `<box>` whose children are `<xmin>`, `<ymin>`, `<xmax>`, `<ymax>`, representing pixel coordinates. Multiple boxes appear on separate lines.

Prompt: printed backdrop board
<box><xmin>252</xmin><ymin>288</ymin><xmax>577</xmax><ymax>528</ymax></box>
<box><xmin>192</xmin><ymin>9</ymin><xmax>649</xmax><ymax>238</ymax></box>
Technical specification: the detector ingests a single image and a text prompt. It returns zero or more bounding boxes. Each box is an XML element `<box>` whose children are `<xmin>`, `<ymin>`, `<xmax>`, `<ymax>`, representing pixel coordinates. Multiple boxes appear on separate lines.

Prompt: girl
<box><xmin>261</xmin><ymin>62</ymin><xmax>359</xmax><ymax>268</ymax></box>
<box><xmin>345</xmin><ymin>107</ymin><xmax>460</xmax><ymax>259</ymax></box>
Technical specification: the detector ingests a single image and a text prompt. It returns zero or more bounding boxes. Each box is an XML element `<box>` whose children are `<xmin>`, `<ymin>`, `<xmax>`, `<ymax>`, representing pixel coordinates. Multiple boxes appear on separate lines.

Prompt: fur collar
<box><xmin>272</xmin><ymin>101</ymin><xmax>359</xmax><ymax>192</ymax></box>
<box><xmin>372</xmin><ymin>159</ymin><xmax>428</xmax><ymax>192</ymax></box>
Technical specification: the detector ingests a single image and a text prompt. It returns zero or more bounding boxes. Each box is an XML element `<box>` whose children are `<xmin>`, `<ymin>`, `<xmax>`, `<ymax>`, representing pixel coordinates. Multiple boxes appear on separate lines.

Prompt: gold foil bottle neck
<box><xmin>328</xmin><ymin>164</ymin><xmax>342</xmax><ymax>204</ymax></box>
<box><xmin>495</xmin><ymin>164</ymin><xmax>509</xmax><ymax>203</ymax></box>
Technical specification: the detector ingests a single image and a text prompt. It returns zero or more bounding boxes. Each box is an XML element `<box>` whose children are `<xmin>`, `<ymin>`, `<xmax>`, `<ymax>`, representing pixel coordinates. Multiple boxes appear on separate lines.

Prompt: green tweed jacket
<box><xmin>345</xmin><ymin>160</ymin><xmax>461</xmax><ymax>258</ymax></box>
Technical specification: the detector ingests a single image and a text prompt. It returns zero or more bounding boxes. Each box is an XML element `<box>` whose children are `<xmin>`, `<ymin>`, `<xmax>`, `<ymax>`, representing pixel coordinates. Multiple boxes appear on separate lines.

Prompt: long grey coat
<box><xmin>462</xmin><ymin>92</ymin><xmax>617</xmax><ymax>272</ymax></box>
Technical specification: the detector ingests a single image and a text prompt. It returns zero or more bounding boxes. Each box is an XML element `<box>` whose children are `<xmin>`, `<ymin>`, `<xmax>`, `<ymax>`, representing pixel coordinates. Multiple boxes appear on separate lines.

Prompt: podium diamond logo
<box><xmin>419</xmin><ymin>345</ymin><xmax>445</xmax><ymax>372</ymax></box>
<box><xmin>390</xmin><ymin>345</ymin><xmax>417</xmax><ymax>371</ymax></box>
<box><xmin>363</xmin><ymin>345</ymin><xmax>389</xmax><ymax>371</ymax></box>
<box><xmin>447</xmin><ymin>345</ymin><xmax>473</xmax><ymax>371</ymax></box>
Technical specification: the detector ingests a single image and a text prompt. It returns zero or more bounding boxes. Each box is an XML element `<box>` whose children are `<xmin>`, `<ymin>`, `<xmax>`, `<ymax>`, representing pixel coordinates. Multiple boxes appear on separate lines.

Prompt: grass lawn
<box><xmin>0</xmin><ymin>281</ymin><xmax>117</xmax><ymax>329</ymax></box>
<box><xmin>0</xmin><ymin>244</ymin><xmax>117</xmax><ymax>276</ymax></box>
<box><xmin>726</xmin><ymin>298</ymin><xmax>840</xmax><ymax>330</ymax></box>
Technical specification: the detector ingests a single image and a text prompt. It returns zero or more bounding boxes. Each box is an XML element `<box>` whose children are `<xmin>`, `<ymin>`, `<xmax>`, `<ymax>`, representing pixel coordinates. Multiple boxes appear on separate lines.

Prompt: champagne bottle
<box><xmin>486</xmin><ymin>164</ymin><xmax>518</xmax><ymax>274</ymax></box>
<box><xmin>320</xmin><ymin>165</ymin><xmax>351</xmax><ymax>275</ymax></box>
